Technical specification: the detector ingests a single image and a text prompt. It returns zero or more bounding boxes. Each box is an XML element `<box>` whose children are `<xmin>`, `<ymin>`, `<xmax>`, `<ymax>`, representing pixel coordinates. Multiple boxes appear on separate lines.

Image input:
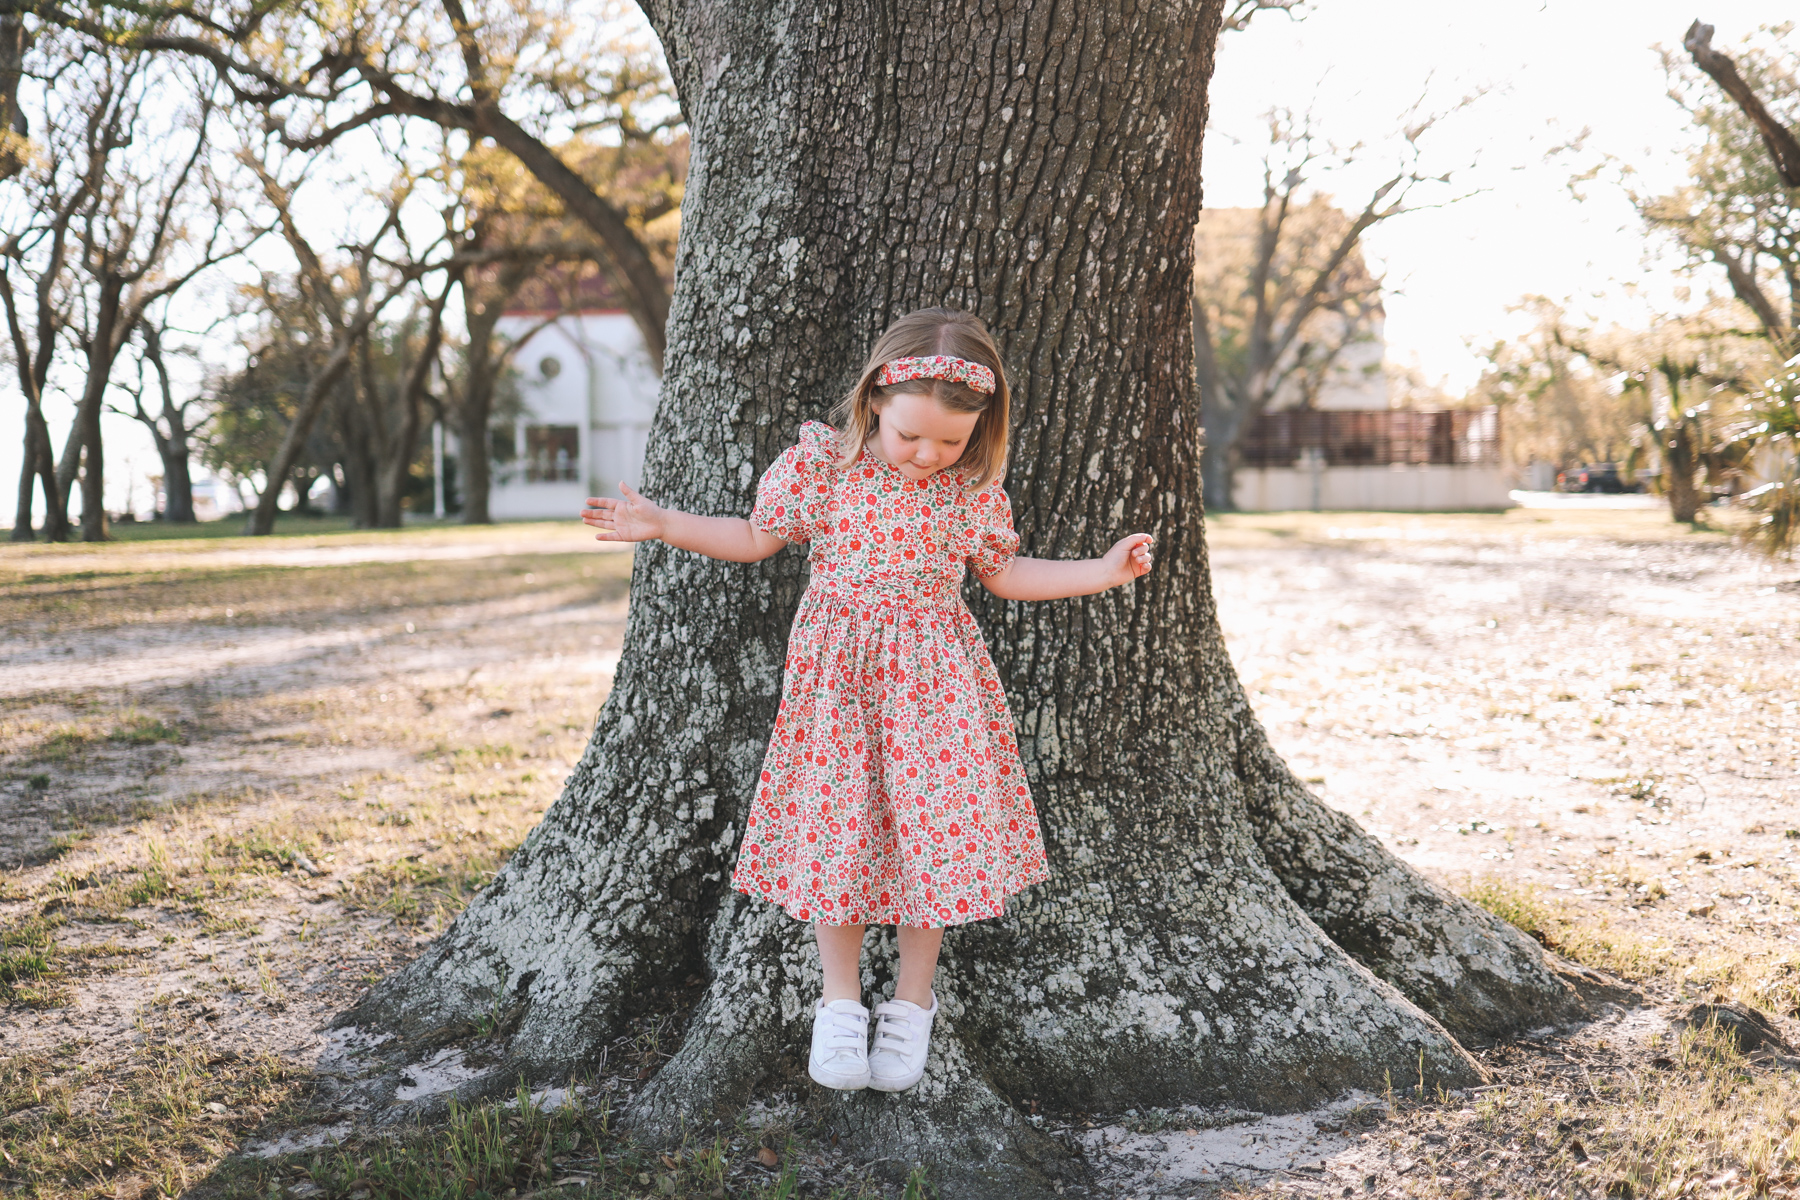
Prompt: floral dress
<box><xmin>730</xmin><ymin>421</ymin><xmax>1050</xmax><ymax>927</ymax></box>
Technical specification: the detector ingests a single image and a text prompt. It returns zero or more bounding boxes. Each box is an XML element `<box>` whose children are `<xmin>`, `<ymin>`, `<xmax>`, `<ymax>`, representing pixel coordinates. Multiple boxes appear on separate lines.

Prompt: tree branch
<box><xmin>1685</xmin><ymin>20</ymin><xmax>1800</xmax><ymax>188</ymax></box>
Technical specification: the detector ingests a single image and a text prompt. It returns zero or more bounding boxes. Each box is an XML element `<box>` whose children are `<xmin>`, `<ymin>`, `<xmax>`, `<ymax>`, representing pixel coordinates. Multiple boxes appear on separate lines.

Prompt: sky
<box><xmin>0</xmin><ymin>0</ymin><xmax>1792</xmax><ymax>530</ymax></box>
<box><xmin>1204</xmin><ymin>0</ymin><xmax>1789</xmax><ymax>393</ymax></box>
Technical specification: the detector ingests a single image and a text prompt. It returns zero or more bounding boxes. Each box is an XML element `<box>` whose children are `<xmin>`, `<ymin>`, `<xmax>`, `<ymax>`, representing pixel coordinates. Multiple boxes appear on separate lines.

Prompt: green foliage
<box><xmin>1649</xmin><ymin>25</ymin><xmax>1800</xmax><ymax>356</ymax></box>
<box><xmin>1737</xmin><ymin>353</ymin><xmax>1800</xmax><ymax>558</ymax></box>
<box><xmin>108</xmin><ymin>713</ymin><xmax>184</xmax><ymax>745</ymax></box>
<box><xmin>1464</xmin><ymin>877</ymin><xmax>1558</xmax><ymax>945</ymax></box>
<box><xmin>0</xmin><ymin>917</ymin><xmax>65</xmax><ymax>1006</ymax></box>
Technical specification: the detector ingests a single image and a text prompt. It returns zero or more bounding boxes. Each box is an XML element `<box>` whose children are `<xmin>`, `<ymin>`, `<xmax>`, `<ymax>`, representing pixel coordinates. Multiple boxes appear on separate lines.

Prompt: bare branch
<box><xmin>1222</xmin><ymin>0</ymin><xmax>1308</xmax><ymax>34</ymax></box>
<box><xmin>1685</xmin><ymin>20</ymin><xmax>1800</xmax><ymax>188</ymax></box>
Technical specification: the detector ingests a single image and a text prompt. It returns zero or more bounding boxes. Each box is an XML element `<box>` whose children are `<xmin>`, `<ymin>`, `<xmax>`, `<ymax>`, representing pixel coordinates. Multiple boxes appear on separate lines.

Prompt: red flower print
<box><xmin>729</xmin><ymin>421</ymin><xmax>1047</xmax><ymax>927</ymax></box>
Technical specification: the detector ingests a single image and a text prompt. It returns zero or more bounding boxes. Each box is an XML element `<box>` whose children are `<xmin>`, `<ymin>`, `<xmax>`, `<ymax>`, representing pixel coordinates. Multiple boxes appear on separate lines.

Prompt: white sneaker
<box><xmin>867</xmin><ymin>993</ymin><xmax>937</xmax><ymax>1092</ymax></box>
<box><xmin>808</xmin><ymin>998</ymin><xmax>871</xmax><ymax>1090</ymax></box>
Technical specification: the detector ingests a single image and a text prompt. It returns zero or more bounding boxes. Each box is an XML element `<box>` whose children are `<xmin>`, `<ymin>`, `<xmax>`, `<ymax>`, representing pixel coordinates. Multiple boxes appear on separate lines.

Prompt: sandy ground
<box><xmin>1212</xmin><ymin>515</ymin><xmax>1799</xmax><ymax>931</ymax></box>
<box><xmin>2</xmin><ymin>511</ymin><xmax>1797</xmax><ymax>1197</ymax></box>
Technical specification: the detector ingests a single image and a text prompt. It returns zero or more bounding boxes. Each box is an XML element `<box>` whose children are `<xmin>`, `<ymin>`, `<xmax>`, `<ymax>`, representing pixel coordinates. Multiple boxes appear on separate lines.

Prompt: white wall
<box><xmin>488</xmin><ymin>311</ymin><xmax>660</xmax><ymax>519</ymax></box>
<box><xmin>1233</xmin><ymin>463</ymin><xmax>1514</xmax><ymax>512</ymax></box>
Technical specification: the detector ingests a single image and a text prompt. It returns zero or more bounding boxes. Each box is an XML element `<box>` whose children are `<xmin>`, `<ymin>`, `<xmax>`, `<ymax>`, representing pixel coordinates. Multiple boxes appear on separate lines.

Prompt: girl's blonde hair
<box><xmin>830</xmin><ymin>308</ymin><xmax>1011</xmax><ymax>491</ymax></box>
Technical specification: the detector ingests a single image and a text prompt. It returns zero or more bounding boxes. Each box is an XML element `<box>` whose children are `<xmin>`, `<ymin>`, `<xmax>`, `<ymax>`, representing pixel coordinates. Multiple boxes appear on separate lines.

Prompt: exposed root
<box><xmin>627</xmin><ymin>896</ymin><xmax>810</xmax><ymax>1137</ymax></box>
<box><xmin>1240</xmin><ymin>740</ymin><xmax>1600</xmax><ymax>1043</ymax></box>
<box><xmin>813</xmin><ymin>1033</ymin><xmax>1081</xmax><ymax>1200</ymax></box>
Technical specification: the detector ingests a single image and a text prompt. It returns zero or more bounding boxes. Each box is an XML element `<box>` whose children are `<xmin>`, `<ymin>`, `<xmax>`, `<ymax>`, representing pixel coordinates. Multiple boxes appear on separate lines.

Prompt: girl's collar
<box><xmin>859</xmin><ymin>439</ymin><xmax>931</xmax><ymax>485</ymax></box>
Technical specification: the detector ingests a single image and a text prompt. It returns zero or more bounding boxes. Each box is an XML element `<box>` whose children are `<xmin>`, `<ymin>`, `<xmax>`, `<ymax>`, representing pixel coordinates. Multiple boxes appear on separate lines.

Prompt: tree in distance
<box><xmin>1194</xmin><ymin>103</ymin><xmax>1475</xmax><ymax>511</ymax></box>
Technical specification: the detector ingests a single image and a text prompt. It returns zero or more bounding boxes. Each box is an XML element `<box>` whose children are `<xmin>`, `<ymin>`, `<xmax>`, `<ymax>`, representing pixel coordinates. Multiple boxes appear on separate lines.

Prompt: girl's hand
<box><xmin>1103</xmin><ymin>533</ymin><xmax>1155</xmax><ymax>584</ymax></box>
<box><xmin>582</xmin><ymin>483</ymin><xmax>667</xmax><ymax>543</ymax></box>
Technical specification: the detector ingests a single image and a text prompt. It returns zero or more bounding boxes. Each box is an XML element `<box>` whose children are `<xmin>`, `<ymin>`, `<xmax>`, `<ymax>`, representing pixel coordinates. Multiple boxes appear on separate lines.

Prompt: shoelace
<box><xmin>817</xmin><ymin>1008</ymin><xmax>868</xmax><ymax>1060</ymax></box>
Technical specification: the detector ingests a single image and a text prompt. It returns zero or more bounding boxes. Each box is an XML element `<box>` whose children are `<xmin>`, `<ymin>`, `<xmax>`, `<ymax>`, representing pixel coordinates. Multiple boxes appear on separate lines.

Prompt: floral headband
<box><xmin>874</xmin><ymin>355</ymin><xmax>997</xmax><ymax>396</ymax></box>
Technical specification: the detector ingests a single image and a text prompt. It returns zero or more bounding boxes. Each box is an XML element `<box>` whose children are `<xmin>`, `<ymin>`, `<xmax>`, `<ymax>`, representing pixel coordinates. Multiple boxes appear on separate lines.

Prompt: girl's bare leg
<box><xmin>894</xmin><ymin>926</ymin><xmax>944</xmax><ymax>1007</ymax></box>
<box><xmin>815</xmin><ymin>922</ymin><xmax>867</xmax><ymax>1004</ymax></box>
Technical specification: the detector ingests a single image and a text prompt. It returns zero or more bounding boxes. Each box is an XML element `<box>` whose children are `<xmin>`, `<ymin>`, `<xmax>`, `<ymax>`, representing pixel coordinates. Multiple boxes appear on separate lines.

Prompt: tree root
<box><xmin>1238</xmin><ymin>735</ymin><xmax>1604</xmax><ymax>1043</ymax></box>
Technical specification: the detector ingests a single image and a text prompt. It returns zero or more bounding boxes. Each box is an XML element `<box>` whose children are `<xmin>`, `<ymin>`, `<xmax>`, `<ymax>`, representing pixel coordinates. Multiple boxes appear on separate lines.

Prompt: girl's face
<box><xmin>869</xmin><ymin>391</ymin><xmax>981</xmax><ymax>481</ymax></box>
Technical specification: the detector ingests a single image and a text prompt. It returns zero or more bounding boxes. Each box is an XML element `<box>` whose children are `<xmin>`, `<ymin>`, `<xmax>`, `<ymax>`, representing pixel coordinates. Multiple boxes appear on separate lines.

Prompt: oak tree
<box><xmin>327</xmin><ymin>3</ymin><xmax>1607</xmax><ymax>1194</ymax></box>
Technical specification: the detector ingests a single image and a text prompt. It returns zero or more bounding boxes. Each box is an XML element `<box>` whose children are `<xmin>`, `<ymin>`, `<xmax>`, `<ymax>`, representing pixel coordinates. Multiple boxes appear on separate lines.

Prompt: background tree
<box><xmin>0</xmin><ymin>23</ymin><xmax>132</xmax><ymax>542</ymax></box>
<box><xmin>447</xmin><ymin>131</ymin><xmax>683</xmax><ymax>524</ymax></box>
<box><xmin>1739</xmin><ymin>351</ymin><xmax>1799</xmax><ymax>557</ymax></box>
<box><xmin>0</xmin><ymin>25</ymin><xmax>93</xmax><ymax>543</ymax></box>
<box><xmin>1669</xmin><ymin>21</ymin><xmax>1800</xmax><ymax>549</ymax></box>
<box><xmin>111</xmin><ymin>313</ymin><xmax>206</xmax><ymax>522</ymax></box>
<box><xmin>75</xmin><ymin>0</ymin><xmax>685</xmax><ymax>372</ymax></box>
<box><xmin>328</xmin><ymin>4</ymin><xmax>1600</xmax><ymax>1194</ymax></box>
<box><xmin>1194</xmin><ymin>105</ymin><xmax>1467</xmax><ymax>510</ymax></box>
<box><xmin>234</xmin><ymin>131</ymin><xmax>468</xmax><ymax>535</ymax></box>
<box><xmin>1665</xmin><ymin>20</ymin><xmax>1799</xmax><ymax>357</ymax></box>
<box><xmin>201</xmin><ymin>276</ymin><xmax>332</xmax><ymax>513</ymax></box>
<box><xmin>1475</xmin><ymin>300</ymin><xmax>1655</xmax><ymax>478</ymax></box>
<box><xmin>1485</xmin><ymin>299</ymin><xmax>1772</xmax><ymax>521</ymax></box>
<box><xmin>52</xmin><ymin>53</ymin><xmax>251</xmax><ymax>540</ymax></box>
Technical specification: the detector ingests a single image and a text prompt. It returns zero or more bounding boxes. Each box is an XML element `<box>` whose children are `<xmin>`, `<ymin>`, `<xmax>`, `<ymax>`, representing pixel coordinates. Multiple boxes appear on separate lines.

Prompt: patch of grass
<box><xmin>107</xmin><ymin>713</ymin><xmax>184</xmax><ymax>746</ymax></box>
<box><xmin>216</xmin><ymin>1085</ymin><xmax>849</xmax><ymax>1200</ymax></box>
<box><xmin>1463</xmin><ymin>877</ymin><xmax>1674</xmax><ymax>979</ymax></box>
<box><xmin>125</xmin><ymin>870</ymin><xmax>174</xmax><ymax>906</ymax></box>
<box><xmin>0</xmin><ymin>914</ymin><xmax>137</xmax><ymax>1009</ymax></box>
<box><xmin>0</xmin><ymin>1041</ymin><xmax>301</xmax><ymax>1200</ymax></box>
<box><xmin>30</xmin><ymin>725</ymin><xmax>96</xmax><ymax>764</ymax></box>
<box><xmin>339</xmin><ymin>848</ymin><xmax>515</xmax><ymax>930</ymax></box>
<box><xmin>207</xmin><ymin>828</ymin><xmax>317</xmax><ymax>875</ymax></box>
<box><xmin>0</xmin><ymin>916</ymin><xmax>65</xmax><ymax>1007</ymax></box>
<box><xmin>1464</xmin><ymin>877</ymin><xmax>1560</xmax><ymax>944</ymax></box>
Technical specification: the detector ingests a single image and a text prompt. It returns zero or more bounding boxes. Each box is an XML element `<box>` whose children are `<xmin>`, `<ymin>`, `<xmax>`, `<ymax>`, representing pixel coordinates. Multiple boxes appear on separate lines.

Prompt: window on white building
<box><xmin>525</xmin><ymin>425</ymin><xmax>580</xmax><ymax>482</ymax></box>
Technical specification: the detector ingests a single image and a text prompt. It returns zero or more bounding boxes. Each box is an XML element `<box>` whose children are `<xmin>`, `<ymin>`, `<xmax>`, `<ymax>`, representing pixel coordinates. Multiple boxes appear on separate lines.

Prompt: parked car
<box><xmin>1556</xmin><ymin>463</ymin><xmax>1634</xmax><ymax>493</ymax></box>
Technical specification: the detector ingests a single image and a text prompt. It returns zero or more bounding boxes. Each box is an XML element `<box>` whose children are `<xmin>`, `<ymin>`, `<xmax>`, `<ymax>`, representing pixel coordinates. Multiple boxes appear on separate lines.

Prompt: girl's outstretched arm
<box><xmin>582</xmin><ymin>483</ymin><xmax>790</xmax><ymax>563</ymax></box>
<box><xmin>979</xmin><ymin>533</ymin><xmax>1154</xmax><ymax>601</ymax></box>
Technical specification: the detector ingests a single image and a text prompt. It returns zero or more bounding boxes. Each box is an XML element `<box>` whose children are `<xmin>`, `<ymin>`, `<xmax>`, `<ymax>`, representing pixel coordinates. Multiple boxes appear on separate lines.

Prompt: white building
<box><xmin>487</xmin><ymin>310</ymin><xmax>662</xmax><ymax>519</ymax></box>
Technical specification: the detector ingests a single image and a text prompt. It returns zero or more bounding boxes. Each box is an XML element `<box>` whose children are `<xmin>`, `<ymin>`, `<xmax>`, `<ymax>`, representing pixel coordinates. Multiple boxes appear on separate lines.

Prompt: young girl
<box><xmin>582</xmin><ymin>308</ymin><xmax>1153</xmax><ymax>1094</ymax></box>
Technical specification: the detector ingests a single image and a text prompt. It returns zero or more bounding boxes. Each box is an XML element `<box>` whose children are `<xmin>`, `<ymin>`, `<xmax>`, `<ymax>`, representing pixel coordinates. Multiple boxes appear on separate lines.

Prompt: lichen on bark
<box><xmin>337</xmin><ymin>1</ymin><xmax>1605</xmax><ymax>1192</ymax></box>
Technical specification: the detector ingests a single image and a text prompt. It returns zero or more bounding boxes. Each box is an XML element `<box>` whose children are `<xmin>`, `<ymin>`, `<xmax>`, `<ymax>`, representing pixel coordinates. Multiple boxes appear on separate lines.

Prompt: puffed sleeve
<box><xmin>966</xmin><ymin>481</ymin><xmax>1020</xmax><ymax>578</ymax></box>
<box><xmin>750</xmin><ymin>421</ymin><xmax>838</xmax><ymax>544</ymax></box>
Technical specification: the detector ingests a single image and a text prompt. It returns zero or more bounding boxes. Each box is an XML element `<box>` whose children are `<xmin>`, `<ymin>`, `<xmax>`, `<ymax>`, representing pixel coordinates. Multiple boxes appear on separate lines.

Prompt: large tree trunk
<box><xmin>57</xmin><ymin>286</ymin><xmax>127</xmax><ymax>542</ymax></box>
<box><xmin>1666</xmin><ymin>419</ymin><xmax>1702</xmax><ymax>523</ymax></box>
<box><xmin>341</xmin><ymin>3</ymin><xmax>1593</xmax><ymax>1192</ymax></box>
<box><xmin>12</xmin><ymin>411</ymin><xmax>42</xmax><ymax>541</ymax></box>
<box><xmin>159</xmin><ymin>430</ymin><xmax>197</xmax><ymax>524</ymax></box>
<box><xmin>1200</xmin><ymin>399</ymin><xmax>1242</xmax><ymax>512</ymax></box>
<box><xmin>456</xmin><ymin>368</ymin><xmax>494</xmax><ymax>525</ymax></box>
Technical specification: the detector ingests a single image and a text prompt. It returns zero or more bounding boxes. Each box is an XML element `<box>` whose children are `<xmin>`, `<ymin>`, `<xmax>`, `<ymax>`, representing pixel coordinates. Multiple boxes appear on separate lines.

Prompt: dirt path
<box><xmin>1210</xmin><ymin>514</ymin><xmax>1800</xmax><ymax>940</ymax></box>
<box><xmin>2</xmin><ymin>511</ymin><xmax>1797</xmax><ymax>1200</ymax></box>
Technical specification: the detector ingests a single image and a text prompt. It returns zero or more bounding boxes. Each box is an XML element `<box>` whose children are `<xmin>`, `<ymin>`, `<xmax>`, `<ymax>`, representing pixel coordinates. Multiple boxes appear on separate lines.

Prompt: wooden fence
<box><xmin>1237</xmin><ymin>407</ymin><xmax>1502</xmax><ymax>468</ymax></box>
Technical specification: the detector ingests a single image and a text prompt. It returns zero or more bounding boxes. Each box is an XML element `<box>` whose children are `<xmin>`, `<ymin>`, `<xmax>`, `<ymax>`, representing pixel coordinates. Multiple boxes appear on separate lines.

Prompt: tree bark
<box><xmin>341</xmin><ymin>3</ymin><xmax>1592</xmax><ymax>1191</ymax></box>
<box><xmin>135</xmin><ymin>320</ymin><xmax>199</xmax><ymax>523</ymax></box>
<box><xmin>1685</xmin><ymin>21</ymin><xmax>1800</xmax><ymax>189</ymax></box>
<box><xmin>59</xmin><ymin>280</ymin><xmax>127</xmax><ymax>542</ymax></box>
<box><xmin>455</xmin><ymin>254</ymin><xmax>538</xmax><ymax>526</ymax></box>
<box><xmin>371</xmin><ymin>291</ymin><xmax>448</xmax><ymax>527</ymax></box>
<box><xmin>1665</xmin><ymin>419</ymin><xmax>1702</xmax><ymax>523</ymax></box>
